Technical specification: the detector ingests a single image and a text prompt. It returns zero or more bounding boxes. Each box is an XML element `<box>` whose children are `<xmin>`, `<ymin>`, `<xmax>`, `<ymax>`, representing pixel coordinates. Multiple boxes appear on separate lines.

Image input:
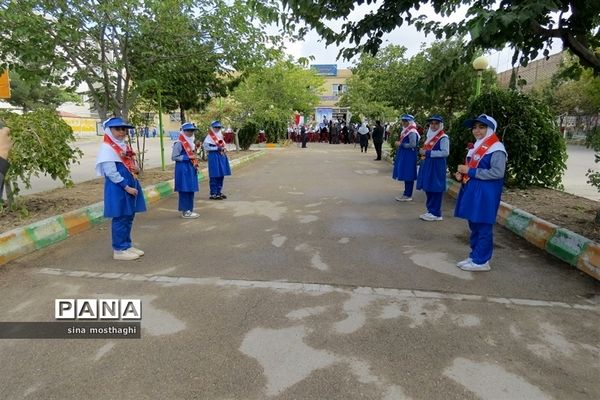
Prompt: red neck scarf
<box><xmin>463</xmin><ymin>134</ymin><xmax>499</xmax><ymax>183</ymax></box>
<box><xmin>103</xmin><ymin>134</ymin><xmax>138</xmax><ymax>177</ymax></box>
<box><xmin>422</xmin><ymin>130</ymin><xmax>446</xmax><ymax>151</ymax></box>
<box><xmin>178</xmin><ymin>134</ymin><xmax>198</xmax><ymax>169</ymax></box>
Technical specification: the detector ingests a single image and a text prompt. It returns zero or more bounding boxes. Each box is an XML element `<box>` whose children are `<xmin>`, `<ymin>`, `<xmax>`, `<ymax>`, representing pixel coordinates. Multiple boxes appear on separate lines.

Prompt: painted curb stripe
<box><xmin>545</xmin><ymin>228</ymin><xmax>592</xmax><ymax>267</ymax></box>
<box><xmin>0</xmin><ymin>151</ymin><xmax>265</xmax><ymax>266</ymax></box>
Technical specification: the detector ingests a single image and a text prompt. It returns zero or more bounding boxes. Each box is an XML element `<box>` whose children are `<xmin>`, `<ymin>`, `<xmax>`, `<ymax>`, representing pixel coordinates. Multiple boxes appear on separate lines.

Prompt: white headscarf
<box><xmin>358</xmin><ymin>123</ymin><xmax>369</xmax><ymax>135</ymax></box>
<box><xmin>400</xmin><ymin>120</ymin><xmax>419</xmax><ymax>141</ymax></box>
<box><xmin>467</xmin><ymin>116</ymin><xmax>507</xmax><ymax>157</ymax></box>
<box><xmin>95</xmin><ymin>124</ymin><xmax>127</xmax><ymax>177</ymax></box>
<box><xmin>425</xmin><ymin>122</ymin><xmax>445</xmax><ymax>142</ymax></box>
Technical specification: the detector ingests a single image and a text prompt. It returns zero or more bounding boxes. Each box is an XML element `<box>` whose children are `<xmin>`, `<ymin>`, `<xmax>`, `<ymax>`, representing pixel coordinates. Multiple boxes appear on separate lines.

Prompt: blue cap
<box><xmin>181</xmin><ymin>122</ymin><xmax>198</xmax><ymax>131</ymax></box>
<box><xmin>103</xmin><ymin>117</ymin><xmax>134</xmax><ymax>129</ymax></box>
<box><xmin>427</xmin><ymin>114</ymin><xmax>444</xmax><ymax>123</ymax></box>
<box><xmin>464</xmin><ymin>114</ymin><xmax>497</xmax><ymax>130</ymax></box>
<box><xmin>210</xmin><ymin>120</ymin><xmax>222</xmax><ymax>128</ymax></box>
<box><xmin>400</xmin><ymin>114</ymin><xmax>414</xmax><ymax>121</ymax></box>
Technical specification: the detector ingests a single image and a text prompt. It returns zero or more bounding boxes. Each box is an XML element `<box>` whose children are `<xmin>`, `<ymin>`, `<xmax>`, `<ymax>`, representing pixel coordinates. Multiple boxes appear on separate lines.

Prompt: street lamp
<box><xmin>472</xmin><ymin>55</ymin><xmax>489</xmax><ymax>97</ymax></box>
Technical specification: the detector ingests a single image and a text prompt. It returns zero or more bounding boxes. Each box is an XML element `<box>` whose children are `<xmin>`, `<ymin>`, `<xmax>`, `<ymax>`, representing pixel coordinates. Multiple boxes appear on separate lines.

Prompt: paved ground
<box><xmin>1</xmin><ymin>143</ymin><xmax>599</xmax><ymax>400</ymax></box>
<box><xmin>563</xmin><ymin>144</ymin><xmax>598</xmax><ymax>201</ymax></box>
<box><xmin>18</xmin><ymin>139</ymin><xmax>599</xmax><ymax>201</ymax></box>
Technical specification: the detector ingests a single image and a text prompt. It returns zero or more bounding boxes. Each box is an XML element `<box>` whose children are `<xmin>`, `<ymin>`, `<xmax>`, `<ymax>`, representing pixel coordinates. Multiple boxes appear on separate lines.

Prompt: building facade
<box><xmin>311</xmin><ymin>65</ymin><xmax>352</xmax><ymax>123</ymax></box>
<box><xmin>496</xmin><ymin>51</ymin><xmax>565</xmax><ymax>92</ymax></box>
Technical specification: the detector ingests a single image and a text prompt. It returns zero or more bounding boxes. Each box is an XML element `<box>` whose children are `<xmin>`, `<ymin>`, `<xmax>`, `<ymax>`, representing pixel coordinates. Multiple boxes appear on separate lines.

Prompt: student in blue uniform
<box><xmin>172</xmin><ymin>122</ymin><xmax>200</xmax><ymax>218</ymax></box>
<box><xmin>416</xmin><ymin>115</ymin><xmax>449</xmax><ymax>221</ymax></box>
<box><xmin>95</xmin><ymin>117</ymin><xmax>147</xmax><ymax>261</ymax></box>
<box><xmin>393</xmin><ymin>114</ymin><xmax>420</xmax><ymax>202</ymax></box>
<box><xmin>203</xmin><ymin>120</ymin><xmax>231</xmax><ymax>200</ymax></box>
<box><xmin>454</xmin><ymin>114</ymin><xmax>507</xmax><ymax>271</ymax></box>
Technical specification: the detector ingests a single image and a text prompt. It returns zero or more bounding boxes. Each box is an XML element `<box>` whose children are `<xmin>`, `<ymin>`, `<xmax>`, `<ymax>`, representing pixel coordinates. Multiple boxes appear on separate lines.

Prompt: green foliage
<box><xmin>237</xmin><ymin>121</ymin><xmax>258</xmax><ymax>150</ymax></box>
<box><xmin>7</xmin><ymin>70</ymin><xmax>80</xmax><ymax>112</ymax></box>
<box><xmin>340</xmin><ymin>41</ymin><xmax>497</xmax><ymax>125</ymax></box>
<box><xmin>446</xmin><ymin>89</ymin><xmax>567</xmax><ymax>189</ymax></box>
<box><xmin>585</xmin><ymin>126</ymin><xmax>600</xmax><ymax>196</ymax></box>
<box><xmin>274</xmin><ymin>0</ymin><xmax>600</xmax><ymax>74</ymax></box>
<box><xmin>228</xmin><ymin>60</ymin><xmax>324</xmax><ymax>141</ymax></box>
<box><xmin>0</xmin><ymin>109</ymin><xmax>83</xmax><ymax>206</ymax></box>
<box><xmin>0</xmin><ymin>0</ymin><xmax>286</xmax><ymax>120</ymax></box>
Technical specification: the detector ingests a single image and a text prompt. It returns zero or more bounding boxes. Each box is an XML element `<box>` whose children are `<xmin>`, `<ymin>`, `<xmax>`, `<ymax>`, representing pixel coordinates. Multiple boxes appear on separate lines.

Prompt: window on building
<box><xmin>332</xmin><ymin>84</ymin><xmax>347</xmax><ymax>96</ymax></box>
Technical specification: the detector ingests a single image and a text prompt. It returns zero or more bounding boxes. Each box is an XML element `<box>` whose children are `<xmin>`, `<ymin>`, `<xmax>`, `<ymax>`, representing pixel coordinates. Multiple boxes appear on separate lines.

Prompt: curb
<box><xmin>0</xmin><ymin>151</ymin><xmax>266</xmax><ymax>266</ymax></box>
<box><xmin>253</xmin><ymin>140</ymin><xmax>292</xmax><ymax>149</ymax></box>
<box><xmin>445</xmin><ymin>178</ymin><xmax>599</xmax><ymax>281</ymax></box>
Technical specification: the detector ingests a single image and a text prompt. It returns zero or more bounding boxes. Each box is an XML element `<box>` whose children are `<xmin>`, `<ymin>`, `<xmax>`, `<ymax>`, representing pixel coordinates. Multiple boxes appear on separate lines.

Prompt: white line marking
<box><xmin>36</xmin><ymin>268</ymin><xmax>599</xmax><ymax>312</ymax></box>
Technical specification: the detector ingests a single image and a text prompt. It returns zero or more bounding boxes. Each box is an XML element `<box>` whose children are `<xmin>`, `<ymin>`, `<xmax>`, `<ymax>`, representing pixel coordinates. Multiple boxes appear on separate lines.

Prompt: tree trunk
<box><xmin>179</xmin><ymin>106</ymin><xmax>186</xmax><ymax>124</ymax></box>
<box><xmin>595</xmin><ymin>209</ymin><xmax>600</xmax><ymax>225</ymax></box>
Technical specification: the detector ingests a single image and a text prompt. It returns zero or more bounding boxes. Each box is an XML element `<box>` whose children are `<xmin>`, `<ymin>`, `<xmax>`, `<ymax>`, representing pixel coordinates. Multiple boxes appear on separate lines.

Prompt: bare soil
<box><xmin>502</xmin><ymin>187</ymin><xmax>600</xmax><ymax>243</ymax></box>
<box><xmin>0</xmin><ymin>151</ymin><xmax>250</xmax><ymax>232</ymax></box>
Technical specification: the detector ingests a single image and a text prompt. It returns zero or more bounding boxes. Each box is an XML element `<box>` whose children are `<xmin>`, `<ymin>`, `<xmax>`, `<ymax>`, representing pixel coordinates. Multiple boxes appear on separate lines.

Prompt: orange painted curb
<box><xmin>577</xmin><ymin>243</ymin><xmax>600</xmax><ymax>281</ymax></box>
<box><xmin>496</xmin><ymin>202</ymin><xmax>514</xmax><ymax>225</ymax></box>
<box><xmin>523</xmin><ymin>217</ymin><xmax>558</xmax><ymax>250</ymax></box>
<box><xmin>62</xmin><ymin>211</ymin><xmax>92</xmax><ymax>236</ymax></box>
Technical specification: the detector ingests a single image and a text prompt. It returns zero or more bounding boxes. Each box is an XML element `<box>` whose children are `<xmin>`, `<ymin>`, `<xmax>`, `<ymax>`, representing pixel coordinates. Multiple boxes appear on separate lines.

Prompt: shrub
<box><xmin>0</xmin><ymin>108</ymin><xmax>83</xmax><ymax>207</ymax></box>
<box><xmin>446</xmin><ymin>89</ymin><xmax>566</xmax><ymax>188</ymax></box>
<box><xmin>237</xmin><ymin>121</ymin><xmax>258</xmax><ymax>150</ymax></box>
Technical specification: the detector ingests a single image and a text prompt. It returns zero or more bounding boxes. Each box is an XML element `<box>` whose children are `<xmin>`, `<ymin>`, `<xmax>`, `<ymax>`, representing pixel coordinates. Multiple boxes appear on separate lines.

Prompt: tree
<box><xmin>6</xmin><ymin>70</ymin><xmax>80</xmax><ymax>112</ymax></box>
<box><xmin>446</xmin><ymin>89</ymin><xmax>567</xmax><ymax>189</ymax></box>
<box><xmin>228</xmin><ymin>60</ymin><xmax>324</xmax><ymax>141</ymax></box>
<box><xmin>0</xmin><ymin>109</ymin><xmax>83</xmax><ymax>208</ymax></box>
<box><xmin>339</xmin><ymin>41</ymin><xmax>496</xmax><ymax>123</ymax></box>
<box><xmin>272</xmin><ymin>0</ymin><xmax>600</xmax><ymax>74</ymax></box>
<box><xmin>585</xmin><ymin>126</ymin><xmax>600</xmax><ymax>224</ymax></box>
<box><xmin>0</xmin><ymin>0</ymin><xmax>286</xmax><ymax>120</ymax></box>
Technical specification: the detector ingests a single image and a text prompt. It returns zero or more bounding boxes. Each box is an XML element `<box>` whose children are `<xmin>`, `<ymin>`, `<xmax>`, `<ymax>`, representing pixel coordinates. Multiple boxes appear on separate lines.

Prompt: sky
<box><xmin>277</xmin><ymin>2</ymin><xmax>562</xmax><ymax>73</ymax></box>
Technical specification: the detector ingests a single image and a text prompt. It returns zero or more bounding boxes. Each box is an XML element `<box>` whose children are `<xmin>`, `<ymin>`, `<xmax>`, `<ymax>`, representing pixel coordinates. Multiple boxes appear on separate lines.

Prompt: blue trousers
<box><xmin>468</xmin><ymin>221</ymin><xmax>494</xmax><ymax>264</ymax></box>
<box><xmin>209</xmin><ymin>176</ymin><xmax>224</xmax><ymax>195</ymax></box>
<box><xmin>425</xmin><ymin>191</ymin><xmax>443</xmax><ymax>217</ymax></box>
<box><xmin>112</xmin><ymin>215</ymin><xmax>134</xmax><ymax>251</ymax></box>
<box><xmin>403</xmin><ymin>181</ymin><xmax>414</xmax><ymax>197</ymax></box>
<box><xmin>178</xmin><ymin>192</ymin><xmax>195</xmax><ymax>212</ymax></box>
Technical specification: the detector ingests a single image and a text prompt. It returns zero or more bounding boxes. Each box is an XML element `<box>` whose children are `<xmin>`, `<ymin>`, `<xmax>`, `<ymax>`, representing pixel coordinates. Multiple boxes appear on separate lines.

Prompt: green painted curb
<box><xmin>25</xmin><ymin>217</ymin><xmax>69</xmax><ymax>250</ymax></box>
<box><xmin>546</xmin><ymin>228</ymin><xmax>592</xmax><ymax>266</ymax></box>
<box><xmin>504</xmin><ymin>208</ymin><xmax>535</xmax><ymax>237</ymax></box>
<box><xmin>155</xmin><ymin>181</ymin><xmax>173</xmax><ymax>199</ymax></box>
<box><xmin>86</xmin><ymin>202</ymin><xmax>105</xmax><ymax>225</ymax></box>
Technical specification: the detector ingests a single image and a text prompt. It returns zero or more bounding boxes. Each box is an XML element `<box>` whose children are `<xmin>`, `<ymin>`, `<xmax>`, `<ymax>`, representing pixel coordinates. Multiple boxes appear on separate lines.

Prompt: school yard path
<box><xmin>1</xmin><ymin>143</ymin><xmax>599</xmax><ymax>400</ymax></box>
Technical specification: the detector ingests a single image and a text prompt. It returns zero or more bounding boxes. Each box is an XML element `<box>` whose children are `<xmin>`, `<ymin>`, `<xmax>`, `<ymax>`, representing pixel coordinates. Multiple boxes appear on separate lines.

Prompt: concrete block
<box><xmin>546</xmin><ymin>228</ymin><xmax>592</xmax><ymax>266</ymax></box>
<box><xmin>523</xmin><ymin>217</ymin><xmax>558</xmax><ymax>250</ymax></box>
<box><xmin>576</xmin><ymin>242</ymin><xmax>600</xmax><ymax>280</ymax></box>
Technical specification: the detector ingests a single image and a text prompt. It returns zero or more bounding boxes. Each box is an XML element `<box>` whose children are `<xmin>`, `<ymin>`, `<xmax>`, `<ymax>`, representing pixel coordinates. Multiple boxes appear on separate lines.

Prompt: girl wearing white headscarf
<box><xmin>95</xmin><ymin>117</ymin><xmax>146</xmax><ymax>261</ymax></box>
<box><xmin>416</xmin><ymin>114</ymin><xmax>449</xmax><ymax>221</ymax></box>
<box><xmin>393</xmin><ymin>114</ymin><xmax>420</xmax><ymax>201</ymax></box>
<box><xmin>357</xmin><ymin>122</ymin><xmax>370</xmax><ymax>153</ymax></box>
<box><xmin>454</xmin><ymin>114</ymin><xmax>507</xmax><ymax>271</ymax></box>
<box><xmin>172</xmin><ymin>122</ymin><xmax>200</xmax><ymax>218</ymax></box>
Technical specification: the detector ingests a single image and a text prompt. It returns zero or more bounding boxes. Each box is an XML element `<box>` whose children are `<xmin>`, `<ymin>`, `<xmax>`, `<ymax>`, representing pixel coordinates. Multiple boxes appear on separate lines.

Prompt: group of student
<box><xmin>95</xmin><ymin>118</ymin><xmax>231</xmax><ymax>261</ymax></box>
<box><xmin>392</xmin><ymin>113</ymin><xmax>507</xmax><ymax>272</ymax></box>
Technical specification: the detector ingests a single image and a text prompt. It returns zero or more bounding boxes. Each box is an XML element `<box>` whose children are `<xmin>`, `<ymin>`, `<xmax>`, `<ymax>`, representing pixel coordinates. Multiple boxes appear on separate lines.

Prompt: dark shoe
<box><xmin>218</xmin><ymin>193</ymin><xmax>227</xmax><ymax>199</ymax></box>
<box><xmin>209</xmin><ymin>195</ymin><xmax>222</xmax><ymax>200</ymax></box>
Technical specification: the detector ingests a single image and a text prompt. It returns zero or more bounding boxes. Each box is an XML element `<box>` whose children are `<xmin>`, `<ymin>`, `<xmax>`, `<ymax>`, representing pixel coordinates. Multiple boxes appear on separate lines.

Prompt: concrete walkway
<box><xmin>1</xmin><ymin>143</ymin><xmax>598</xmax><ymax>399</ymax></box>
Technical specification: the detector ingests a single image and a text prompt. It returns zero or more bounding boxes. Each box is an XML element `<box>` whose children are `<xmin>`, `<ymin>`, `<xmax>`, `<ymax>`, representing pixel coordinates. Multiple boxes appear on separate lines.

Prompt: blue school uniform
<box><xmin>392</xmin><ymin>131</ymin><xmax>419</xmax><ymax>197</ymax></box>
<box><xmin>172</xmin><ymin>141</ymin><xmax>199</xmax><ymax>212</ymax></box>
<box><xmin>416</xmin><ymin>135</ymin><xmax>449</xmax><ymax>216</ymax></box>
<box><xmin>204</xmin><ymin>129</ymin><xmax>232</xmax><ymax>196</ymax></box>
<box><xmin>103</xmin><ymin>163</ymin><xmax>146</xmax><ymax>251</ymax></box>
<box><xmin>454</xmin><ymin>150</ymin><xmax>507</xmax><ymax>264</ymax></box>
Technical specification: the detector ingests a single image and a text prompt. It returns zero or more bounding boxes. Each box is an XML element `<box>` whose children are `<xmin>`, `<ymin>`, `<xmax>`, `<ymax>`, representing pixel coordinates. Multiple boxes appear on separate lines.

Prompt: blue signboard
<box><xmin>311</xmin><ymin>64</ymin><xmax>337</xmax><ymax>76</ymax></box>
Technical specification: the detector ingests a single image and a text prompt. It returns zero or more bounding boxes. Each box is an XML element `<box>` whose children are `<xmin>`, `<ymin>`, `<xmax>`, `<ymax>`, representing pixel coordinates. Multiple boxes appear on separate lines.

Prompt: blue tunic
<box><xmin>103</xmin><ymin>162</ymin><xmax>146</xmax><ymax>218</ymax></box>
<box><xmin>173</xmin><ymin>143</ymin><xmax>199</xmax><ymax>193</ymax></box>
<box><xmin>416</xmin><ymin>136</ymin><xmax>448</xmax><ymax>193</ymax></box>
<box><xmin>392</xmin><ymin>132</ymin><xmax>418</xmax><ymax>181</ymax></box>
<box><xmin>207</xmin><ymin>151</ymin><xmax>231</xmax><ymax>178</ymax></box>
<box><xmin>454</xmin><ymin>152</ymin><xmax>505</xmax><ymax>224</ymax></box>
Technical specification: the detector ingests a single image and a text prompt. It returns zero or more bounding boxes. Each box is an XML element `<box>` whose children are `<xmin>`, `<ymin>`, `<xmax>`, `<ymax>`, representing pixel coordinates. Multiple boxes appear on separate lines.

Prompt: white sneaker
<box><xmin>456</xmin><ymin>258</ymin><xmax>472</xmax><ymax>267</ymax></box>
<box><xmin>113</xmin><ymin>250</ymin><xmax>140</xmax><ymax>261</ymax></box>
<box><xmin>128</xmin><ymin>247</ymin><xmax>145</xmax><ymax>256</ymax></box>
<box><xmin>420</xmin><ymin>213</ymin><xmax>443</xmax><ymax>221</ymax></box>
<box><xmin>182</xmin><ymin>211</ymin><xmax>199</xmax><ymax>219</ymax></box>
<box><xmin>395</xmin><ymin>196</ymin><xmax>413</xmax><ymax>202</ymax></box>
<box><xmin>459</xmin><ymin>261</ymin><xmax>491</xmax><ymax>271</ymax></box>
